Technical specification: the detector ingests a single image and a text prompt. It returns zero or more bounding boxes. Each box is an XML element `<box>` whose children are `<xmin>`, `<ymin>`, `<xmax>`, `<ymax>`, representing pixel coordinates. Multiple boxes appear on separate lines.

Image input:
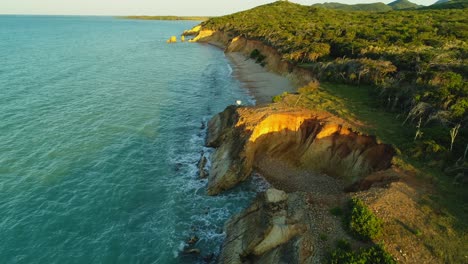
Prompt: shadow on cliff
<box><xmin>250</xmin><ymin>119</ymin><xmax>396</xmax><ymax>193</ymax></box>
<box><xmin>205</xmin><ymin>106</ymin><xmax>397</xmax><ymax>195</ymax></box>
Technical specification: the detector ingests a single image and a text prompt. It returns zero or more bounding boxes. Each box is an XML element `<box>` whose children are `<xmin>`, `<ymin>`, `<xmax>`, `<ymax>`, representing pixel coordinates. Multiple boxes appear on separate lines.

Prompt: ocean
<box><xmin>0</xmin><ymin>15</ymin><xmax>261</xmax><ymax>263</ymax></box>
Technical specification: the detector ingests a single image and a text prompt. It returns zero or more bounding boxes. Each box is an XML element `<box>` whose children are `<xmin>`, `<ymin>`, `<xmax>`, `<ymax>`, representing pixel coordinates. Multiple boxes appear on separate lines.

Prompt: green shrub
<box><xmin>329</xmin><ymin>248</ymin><xmax>356</xmax><ymax>264</ymax></box>
<box><xmin>410</xmin><ymin>140</ymin><xmax>447</xmax><ymax>160</ymax></box>
<box><xmin>250</xmin><ymin>49</ymin><xmax>267</xmax><ymax>66</ymax></box>
<box><xmin>336</xmin><ymin>239</ymin><xmax>351</xmax><ymax>251</ymax></box>
<box><xmin>348</xmin><ymin>198</ymin><xmax>382</xmax><ymax>241</ymax></box>
<box><xmin>358</xmin><ymin>245</ymin><xmax>396</xmax><ymax>264</ymax></box>
<box><xmin>256</xmin><ymin>54</ymin><xmax>266</xmax><ymax>63</ymax></box>
<box><xmin>298</xmin><ymin>80</ymin><xmax>320</xmax><ymax>94</ymax></box>
<box><xmin>250</xmin><ymin>49</ymin><xmax>260</xmax><ymax>59</ymax></box>
<box><xmin>329</xmin><ymin>245</ymin><xmax>396</xmax><ymax>264</ymax></box>
<box><xmin>330</xmin><ymin>206</ymin><xmax>343</xmax><ymax>216</ymax></box>
<box><xmin>320</xmin><ymin>233</ymin><xmax>328</xmax><ymax>241</ymax></box>
<box><xmin>272</xmin><ymin>92</ymin><xmax>289</xmax><ymax>103</ymax></box>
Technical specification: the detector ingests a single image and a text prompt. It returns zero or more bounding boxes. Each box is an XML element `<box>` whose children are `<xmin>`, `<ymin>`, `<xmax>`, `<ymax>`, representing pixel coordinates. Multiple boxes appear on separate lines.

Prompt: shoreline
<box><xmin>201</xmin><ymin>41</ymin><xmax>297</xmax><ymax>105</ymax></box>
<box><xmin>185</xmin><ymin>18</ymin><xmax>467</xmax><ymax>263</ymax></box>
<box><xmin>226</xmin><ymin>52</ymin><xmax>296</xmax><ymax>105</ymax></box>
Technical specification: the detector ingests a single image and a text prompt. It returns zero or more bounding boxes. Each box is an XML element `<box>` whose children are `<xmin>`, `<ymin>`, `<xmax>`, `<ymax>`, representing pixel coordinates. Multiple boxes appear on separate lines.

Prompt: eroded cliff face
<box><xmin>203</xmin><ymin>106</ymin><xmax>400</xmax><ymax>263</ymax></box>
<box><xmin>185</xmin><ymin>27</ymin><xmax>315</xmax><ymax>86</ymax></box>
<box><xmin>206</xmin><ymin>105</ymin><xmax>395</xmax><ymax>196</ymax></box>
<box><xmin>220</xmin><ymin>188</ymin><xmax>310</xmax><ymax>264</ymax></box>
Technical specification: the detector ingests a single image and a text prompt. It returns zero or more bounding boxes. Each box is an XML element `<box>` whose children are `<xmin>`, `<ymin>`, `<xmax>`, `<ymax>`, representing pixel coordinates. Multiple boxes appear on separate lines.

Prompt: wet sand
<box><xmin>226</xmin><ymin>52</ymin><xmax>296</xmax><ymax>105</ymax></box>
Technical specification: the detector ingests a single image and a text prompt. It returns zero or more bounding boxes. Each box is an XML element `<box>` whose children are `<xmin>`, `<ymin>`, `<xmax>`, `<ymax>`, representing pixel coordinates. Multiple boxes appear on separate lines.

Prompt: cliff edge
<box><xmin>203</xmin><ymin>105</ymin><xmax>448</xmax><ymax>263</ymax></box>
<box><xmin>187</xmin><ymin>22</ymin><xmax>465</xmax><ymax>263</ymax></box>
<box><xmin>206</xmin><ymin>105</ymin><xmax>396</xmax><ymax>195</ymax></box>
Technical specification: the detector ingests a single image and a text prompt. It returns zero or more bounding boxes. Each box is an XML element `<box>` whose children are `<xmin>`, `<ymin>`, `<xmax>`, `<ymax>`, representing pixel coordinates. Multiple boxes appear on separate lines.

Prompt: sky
<box><xmin>0</xmin><ymin>0</ymin><xmax>441</xmax><ymax>16</ymax></box>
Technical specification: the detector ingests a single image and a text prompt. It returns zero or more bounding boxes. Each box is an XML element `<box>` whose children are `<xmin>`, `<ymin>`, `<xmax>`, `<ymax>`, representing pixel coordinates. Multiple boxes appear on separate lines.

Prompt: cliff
<box><xmin>183</xmin><ymin>28</ymin><xmax>314</xmax><ymax>87</ymax></box>
<box><xmin>186</xmin><ymin>19</ymin><xmax>465</xmax><ymax>263</ymax></box>
<box><xmin>203</xmin><ymin>105</ymin><xmax>448</xmax><ymax>263</ymax></box>
<box><xmin>206</xmin><ymin>105</ymin><xmax>396</xmax><ymax>195</ymax></box>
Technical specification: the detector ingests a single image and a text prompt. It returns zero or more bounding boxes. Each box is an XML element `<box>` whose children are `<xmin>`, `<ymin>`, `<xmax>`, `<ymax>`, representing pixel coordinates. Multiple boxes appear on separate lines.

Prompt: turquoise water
<box><xmin>0</xmin><ymin>16</ymin><xmax>260</xmax><ymax>263</ymax></box>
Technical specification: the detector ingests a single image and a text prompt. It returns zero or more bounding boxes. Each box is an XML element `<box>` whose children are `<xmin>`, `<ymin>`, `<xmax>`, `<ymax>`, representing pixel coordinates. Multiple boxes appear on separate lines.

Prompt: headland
<box><xmin>181</xmin><ymin>1</ymin><xmax>467</xmax><ymax>263</ymax></box>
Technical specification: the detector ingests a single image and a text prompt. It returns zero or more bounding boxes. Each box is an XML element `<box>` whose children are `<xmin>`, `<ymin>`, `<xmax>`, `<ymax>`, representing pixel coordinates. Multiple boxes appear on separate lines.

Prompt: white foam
<box><xmin>227</xmin><ymin>64</ymin><xmax>233</xmax><ymax>75</ymax></box>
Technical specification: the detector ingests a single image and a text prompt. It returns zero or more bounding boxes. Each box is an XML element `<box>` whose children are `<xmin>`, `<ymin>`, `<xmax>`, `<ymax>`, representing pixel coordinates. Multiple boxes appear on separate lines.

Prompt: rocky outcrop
<box><xmin>182</xmin><ymin>25</ymin><xmax>202</xmax><ymax>36</ymax></box>
<box><xmin>219</xmin><ymin>185</ymin><xmax>358</xmax><ymax>263</ymax></box>
<box><xmin>220</xmin><ymin>188</ymin><xmax>308</xmax><ymax>264</ymax></box>
<box><xmin>205</xmin><ymin>106</ymin><xmax>399</xmax><ymax>263</ymax></box>
<box><xmin>206</xmin><ymin>105</ymin><xmax>396</xmax><ymax>195</ymax></box>
<box><xmin>166</xmin><ymin>36</ymin><xmax>177</xmax><ymax>43</ymax></box>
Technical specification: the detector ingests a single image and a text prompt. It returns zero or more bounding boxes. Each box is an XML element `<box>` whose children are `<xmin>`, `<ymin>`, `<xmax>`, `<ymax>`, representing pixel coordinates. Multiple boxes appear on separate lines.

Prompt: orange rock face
<box><xmin>206</xmin><ymin>105</ymin><xmax>395</xmax><ymax>195</ymax></box>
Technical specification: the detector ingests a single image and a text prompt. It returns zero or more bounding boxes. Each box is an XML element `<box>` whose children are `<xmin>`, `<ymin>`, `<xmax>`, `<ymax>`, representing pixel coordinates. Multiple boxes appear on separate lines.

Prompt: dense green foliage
<box><xmin>329</xmin><ymin>244</ymin><xmax>396</xmax><ymax>264</ymax></box>
<box><xmin>348</xmin><ymin>198</ymin><xmax>382</xmax><ymax>241</ymax></box>
<box><xmin>202</xmin><ymin>1</ymin><xmax>468</xmax><ymax>170</ymax></box>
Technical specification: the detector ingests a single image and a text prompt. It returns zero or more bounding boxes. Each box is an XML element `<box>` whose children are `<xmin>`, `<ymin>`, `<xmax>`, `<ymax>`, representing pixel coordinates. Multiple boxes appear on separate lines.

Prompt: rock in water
<box><xmin>187</xmin><ymin>236</ymin><xmax>199</xmax><ymax>245</ymax></box>
<box><xmin>197</xmin><ymin>154</ymin><xmax>208</xmax><ymax>179</ymax></box>
<box><xmin>183</xmin><ymin>248</ymin><xmax>200</xmax><ymax>255</ymax></box>
<box><xmin>167</xmin><ymin>36</ymin><xmax>177</xmax><ymax>43</ymax></box>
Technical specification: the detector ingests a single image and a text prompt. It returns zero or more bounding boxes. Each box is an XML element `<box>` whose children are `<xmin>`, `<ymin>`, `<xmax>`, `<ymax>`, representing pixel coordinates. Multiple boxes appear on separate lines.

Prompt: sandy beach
<box><xmin>226</xmin><ymin>52</ymin><xmax>296</xmax><ymax>105</ymax></box>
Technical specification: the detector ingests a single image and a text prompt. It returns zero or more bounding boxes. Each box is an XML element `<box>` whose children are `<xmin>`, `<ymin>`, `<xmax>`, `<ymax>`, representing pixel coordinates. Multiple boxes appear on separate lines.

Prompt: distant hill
<box><xmin>312</xmin><ymin>0</ymin><xmax>422</xmax><ymax>11</ymax></box>
<box><xmin>424</xmin><ymin>0</ymin><xmax>468</xmax><ymax>9</ymax></box>
<box><xmin>388</xmin><ymin>0</ymin><xmax>421</xmax><ymax>9</ymax></box>
<box><xmin>312</xmin><ymin>2</ymin><xmax>392</xmax><ymax>11</ymax></box>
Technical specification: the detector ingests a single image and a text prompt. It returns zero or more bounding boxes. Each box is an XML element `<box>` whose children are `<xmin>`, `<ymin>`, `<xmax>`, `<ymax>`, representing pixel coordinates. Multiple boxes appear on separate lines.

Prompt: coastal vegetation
<box><xmin>348</xmin><ymin>198</ymin><xmax>382</xmax><ymax>241</ymax></box>
<box><xmin>330</xmin><ymin>243</ymin><xmax>396</xmax><ymax>264</ymax></box>
<box><xmin>186</xmin><ymin>1</ymin><xmax>468</xmax><ymax>263</ymax></box>
<box><xmin>189</xmin><ymin>1</ymin><xmax>467</xmax><ymax>262</ymax></box>
<box><xmin>201</xmin><ymin>0</ymin><xmax>467</xmax><ymax>186</ymax></box>
<box><xmin>327</xmin><ymin>198</ymin><xmax>394</xmax><ymax>263</ymax></box>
